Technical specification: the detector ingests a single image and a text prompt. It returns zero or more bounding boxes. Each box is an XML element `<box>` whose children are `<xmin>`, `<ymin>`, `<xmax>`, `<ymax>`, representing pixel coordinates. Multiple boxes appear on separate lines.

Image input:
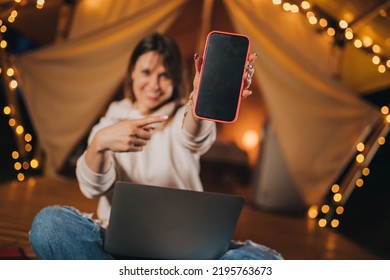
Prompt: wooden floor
<box><xmin>0</xmin><ymin>176</ymin><xmax>379</xmax><ymax>260</ymax></box>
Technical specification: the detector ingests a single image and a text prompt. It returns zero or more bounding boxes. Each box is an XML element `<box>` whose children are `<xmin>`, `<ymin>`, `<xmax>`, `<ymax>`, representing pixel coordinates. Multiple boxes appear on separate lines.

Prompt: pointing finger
<box><xmin>133</xmin><ymin>115</ymin><xmax>169</xmax><ymax>128</ymax></box>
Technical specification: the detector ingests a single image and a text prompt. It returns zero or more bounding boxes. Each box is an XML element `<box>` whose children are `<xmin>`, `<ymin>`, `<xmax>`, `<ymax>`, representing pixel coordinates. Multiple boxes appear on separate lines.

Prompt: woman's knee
<box><xmin>29</xmin><ymin>206</ymin><xmax>76</xmax><ymax>249</ymax></box>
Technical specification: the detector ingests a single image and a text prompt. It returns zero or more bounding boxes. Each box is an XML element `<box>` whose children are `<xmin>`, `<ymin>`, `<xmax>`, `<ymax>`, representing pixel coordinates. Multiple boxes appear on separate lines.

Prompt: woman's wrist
<box><xmin>181</xmin><ymin>91</ymin><xmax>196</xmax><ymax>128</ymax></box>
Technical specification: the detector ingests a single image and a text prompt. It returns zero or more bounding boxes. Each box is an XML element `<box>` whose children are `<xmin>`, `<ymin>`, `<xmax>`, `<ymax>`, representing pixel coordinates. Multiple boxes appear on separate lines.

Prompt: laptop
<box><xmin>103</xmin><ymin>181</ymin><xmax>244</xmax><ymax>259</ymax></box>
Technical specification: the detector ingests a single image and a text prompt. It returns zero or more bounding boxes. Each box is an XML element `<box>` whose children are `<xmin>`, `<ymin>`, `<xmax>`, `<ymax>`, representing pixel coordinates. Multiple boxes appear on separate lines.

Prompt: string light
<box><xmin>321</xmin><ymin>205</ymin><xmax>330</xmax><ymax>214</ymax></box>
<box><xmin>362</xmin><ymin>167</ymin><xmax>370</xmax><ymax>176</ymax></box>
<box><xmin>356</xmin><ymin>142</ymin><xmax>365</xmax><ymax>152</ymax></box>
<box><xmin>272</xmin><ymin>1</ymin><xmax>390</xmax><ymax>74</ymax></box>
<box><xmin>0</xmin><ymin>1</ymin><xmax>45</xmax><ymax>181</ymax></box>
<box><xmin>306</xmin><ymin>111</ymin><xmax>390</xmax><ymax>229</ymax></box>
<box><xmin>330</xmin><ymin>219</ymin><xmax>339</xmax><ymax>228</ymax></box>
<box><xmin>307</xmin><ymin>205</ymin><xmax>318</xmax><ymax>218</ymax></box>
<box><xmin>335</xmin><ymin>206</ymin><xmax>344</xmax><ymax>215</ymax></box>
<box><xmin>331</xmin><ymin>184</ymin><xmax>340</xmax><ymax>193</ymax></box>
<box><xmin>318</xmin><ymin>219</ymin><xmax>327</xmax><ymax>227</ymax></box>
<box><xmin>378</xmin><ymin>136</ymin><xmax>386</xmax><ymax>145</ymax></box>
<box><xmin>356</xmin><ymin>178</ymin><xmax>364</xmax><ymax>187</ymax></box>
<box><xmin>36</xmin><ymin>0</ymin><xmax>45</xmax><ymax>9</ymax></box>
<box><xmin>356</xmin><ymin>154</ymin><xmax>365</xmax><ymax>163</ymax></box>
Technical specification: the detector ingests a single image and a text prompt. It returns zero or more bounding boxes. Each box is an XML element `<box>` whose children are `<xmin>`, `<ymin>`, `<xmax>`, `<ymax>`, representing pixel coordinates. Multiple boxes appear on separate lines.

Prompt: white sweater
<box><xmin>76</xmin><ymin>99</ymin><xmax>216</xmax><ymax>226</ymax></box>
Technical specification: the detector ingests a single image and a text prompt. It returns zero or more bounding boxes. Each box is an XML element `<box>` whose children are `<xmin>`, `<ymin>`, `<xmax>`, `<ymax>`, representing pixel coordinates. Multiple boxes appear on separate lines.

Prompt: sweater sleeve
<box><xmin>76</xmin><ymin>152</ymin><xmax>116</xmax><ymax>199</ymax></box>
<box><xmin>174</xmin><ymin>106</ymin><xmax>217</xmax><ymax>155</ymax></box>
<box><xmin>75</xmin><ymin>101</ymin><xmax>124</xmax><ymax>198</ymax></box>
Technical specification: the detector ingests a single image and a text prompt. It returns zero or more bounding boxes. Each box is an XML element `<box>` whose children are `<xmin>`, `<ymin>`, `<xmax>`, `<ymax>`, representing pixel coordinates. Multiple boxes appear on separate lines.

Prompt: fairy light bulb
<box><xmin>378</xmin><ymin>136</ymin><xmax>386</xmax><ymax>145</ymax></box>
<box><xmin>301</xmin><ymin>1</ymin><xmax>310</xmax><ymax>10</ymax></box>
<box><xmin>362</xmin><ymin>167</ymin><xmax>370</xmax><ymax>176</ymax></box>
<box><xmin>333</xmin><ymin>193</ymin><xmax>342</xmax><ymax>202</ymax></box>
<box><xmin>356</xmin><ymin>178</ymin><xmax>364</xmax><ymax>187</ymax></box>
<box><xmin>327</xmin><ymin>27</ymin><xmax>335</xmax><ymax>36</ymax></box>
<box><xmin>354</xmin><ymin>39</ymin><xmax>362</xmax><ymax>48</ymax></box>
<box><xmin>356</xmin><ymin>154</ymin><xmax>365</xmax><ymax>163</ymax></box>
<box><xmin>321</xmin><ymin>205</ymin><xmax>330</xmax><ymax>214</ymax></box>
<box><xmin>372</xmin><ymin>55</ymin><xmax>381</xmax><ymax>65</ymax></box>
<box><xmin>339</xmin><ymin>20</ymin><xmax>348</xmax><ymax>29</ymax></box>
<box><xmin>331</xmin><ymin>184</ymin><xmax>340</xmax><ymax>193</ymax></box>
<box><xmin>306</xmin><ymin>11</ymin><xmax>314</xmax><ymax>18</ymax></box>
<box><xmin>3</xmin><ymin>106</ymin><xmax>11</xmax><ymax>115</ymax></box>
<box><xmin>282</xmin><ymin>2</ymin><xmax>291</xmax><ymax>11</ymax></box>
<box><xmin>318</xmin><ymin>219</ymin><xmax>327</xmax><ymax>227</ymax></box>
<box><xmin>12</xmin><ymin>151</ymin><xmax>19</xmax><ymax>159</ymax></box>
<box><xmin>17</xmin><ymin>173</ymin><xmax>25</xmax><ymax>181</ymax></box>
<box><xmin>30</xmin><ymin>159</ymin><xmax>39</xmax><ymax>169</ymax></box>
<box><xmin>25</xmin><ymin>143</ymin><xmax>32</xmax><ymax>152</ymax></box>
<box><xmin>291</xmin><ymin>4</ymin><xmax>299</xmax><ymax>13</ymax></box>
<box><xmin>345</xmin><ymin>28</ymin><xmax>353</xmax><ymax>40</ymax></box>
<box><xmin>8</xmin><ymin>16</ymin><xmax>15</xmax><ymax>23</ymax></box>
<box><xmin>356</xmin><ymin>142</ymin><xmax>365</xmax><ymax>152</ymax></box>
<box><xmin>25</xmin><ymin>133</ymin><xmax>32</xmax><ymax>142</ymax></box>
<box><xmin>381</xmin><ymin>106</ymin><xmax>389</xmax><ymax>114</ymax></box>
<box><xmin>9</xmin><ymin>118</ymin><xmax>16</xmax><ymax>127</ymax></box>
<box><xmin>10</xmin><ymin>10</ymin><xmax>18</xmax><ymax>17</ymax></box>
<box><xmin>309</xmin><ymin>16</ymin><xmax>318</xmax><ymax>25</ymax></box>
<box><xmin>378</xmin><ymin>65</ymin><xmax>386</xmax><ymax>73</ymax></box>
<box><xmin>36</xmin><ymin>0</ymin><xmax>45</xmax><ymax>9</ymax></box>
<box><xmin>319</xmin><ymin>18</ymin><xmax>328</xmax><ymax>28</ymax></box>
<box><xmin>336</xmin><ymin>206</ymin><xmax>344</xmax><ymax>215</ymax></box>
<box><xmin>14</xmin><ymin>162</ymin><xmax>21</xmax><ymax>170</ymax></box>
<box><xmin>372</xmin><ymin>44</ymin><xmax>381</xmax><ymax>53</ymax></box>
<box><xmin>307</xmin><ymin>205</ymin><xmax>318</xmax><ymax>218</ymax></box>
<box><xmin>9</xmin><ymin>80</ymin><xmax>18</xmax><ymax>89</ymax></box>
<box><xmin>7</xmin><ymin>68</ymin><xmax>14</xmax><ymax>76</ymax></box>
<box><xmin>363</xmin><ymin>37</ymin><xmax>373</xmax><ymax>47</ymax></box>
<box><xmin>331</xmin><ymin>219</ymin><xmax>339</xmax><ymax>228</ymax></box>
<box><xmin>16</xmin><ymin>125</ymin><xmax>24</xmax><ymax>134</ymax></box>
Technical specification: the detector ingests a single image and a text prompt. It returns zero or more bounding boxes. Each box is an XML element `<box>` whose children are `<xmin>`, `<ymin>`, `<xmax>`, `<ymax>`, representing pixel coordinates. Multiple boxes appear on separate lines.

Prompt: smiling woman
<box><xmin>26</xmin><ymin>32</ymin><xmax>275</xmax><ymax>260</ymax></box>
<box><xmin>1</xmin><ymin>0</ymin><xmax>390</xmax><ymax>261</ymax></box>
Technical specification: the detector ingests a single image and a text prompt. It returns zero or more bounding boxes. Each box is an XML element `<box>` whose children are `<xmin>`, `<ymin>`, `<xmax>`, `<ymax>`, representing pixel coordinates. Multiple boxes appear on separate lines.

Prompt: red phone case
<box><xmin>193</xmin><ymin>30</ymin><xmax>250</xmax><ymax>123</ymax></box>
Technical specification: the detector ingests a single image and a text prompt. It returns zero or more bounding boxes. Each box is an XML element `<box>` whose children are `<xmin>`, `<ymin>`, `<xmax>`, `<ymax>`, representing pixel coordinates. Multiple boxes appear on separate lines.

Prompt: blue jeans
<box><xmin>29</xmin><ymin>206</ymin><xmax>283</xmax><ymax>260</ymax></box>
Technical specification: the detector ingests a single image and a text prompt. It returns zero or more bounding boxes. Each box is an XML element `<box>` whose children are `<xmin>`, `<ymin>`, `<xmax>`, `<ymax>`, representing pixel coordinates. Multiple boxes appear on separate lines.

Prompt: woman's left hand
<box><xmin>241</xmin><ymin>52</ymin><xmax>257</xmax><ymax>99</ymax></box>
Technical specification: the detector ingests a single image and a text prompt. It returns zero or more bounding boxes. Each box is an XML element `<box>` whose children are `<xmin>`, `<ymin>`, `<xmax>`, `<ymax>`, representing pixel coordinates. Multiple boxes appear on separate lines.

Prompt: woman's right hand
<box><xmin>92</xmin><ymin>115</ymin><xmax>168</xmax><ymax>153</ymax></box>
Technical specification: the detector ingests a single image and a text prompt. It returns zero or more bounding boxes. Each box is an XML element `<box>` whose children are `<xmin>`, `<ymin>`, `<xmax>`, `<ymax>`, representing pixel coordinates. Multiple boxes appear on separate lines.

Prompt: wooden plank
<box><xmin>0</xmin><ymin>176</ymin><xmax>378</xmax><ymax>259</ymax></box>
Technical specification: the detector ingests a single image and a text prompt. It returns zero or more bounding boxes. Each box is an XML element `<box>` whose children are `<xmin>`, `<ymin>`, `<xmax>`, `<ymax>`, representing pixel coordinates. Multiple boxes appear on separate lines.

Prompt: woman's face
<box><xmin>131</xmin><ymin>51</ymin><xmax>174</xmax><ymax>114</ymax></box>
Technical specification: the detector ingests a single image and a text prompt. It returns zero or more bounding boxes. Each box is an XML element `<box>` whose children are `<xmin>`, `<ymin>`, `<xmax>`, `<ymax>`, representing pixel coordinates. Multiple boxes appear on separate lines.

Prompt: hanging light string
<box><xmin>0</xmin><ymin>0</ymin><xmax>45</xmax><ymax>181</ymax></box>
<box><xmin>272</xmin><ymin>0</ymin><xmax>390</xmax><ymax>74</ymax></box>
<box><xmin>271</xmin><ymin>0</ymin><xmax>390</xmax><ymax>227</ymax></box>
<box><xmin>308</xmin><ymin>112</ymin><xmax>389</xmax><ymax>228</ymax></box>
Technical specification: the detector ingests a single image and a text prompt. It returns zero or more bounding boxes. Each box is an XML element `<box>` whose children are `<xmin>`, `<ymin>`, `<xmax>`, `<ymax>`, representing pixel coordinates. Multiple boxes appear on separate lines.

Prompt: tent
<box><xmin>3</xmin><ymin>0</ymin><xmax>389</xmax><ymax>210</ymax></box>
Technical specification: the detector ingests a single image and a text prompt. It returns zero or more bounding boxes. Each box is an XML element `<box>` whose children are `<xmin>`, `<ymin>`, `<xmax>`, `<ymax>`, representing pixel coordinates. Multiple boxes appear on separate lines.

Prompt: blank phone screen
<box><xmin>195</xmin><ymin>32</ymin><xmax>249</xmax><ymax>122</ymax></box>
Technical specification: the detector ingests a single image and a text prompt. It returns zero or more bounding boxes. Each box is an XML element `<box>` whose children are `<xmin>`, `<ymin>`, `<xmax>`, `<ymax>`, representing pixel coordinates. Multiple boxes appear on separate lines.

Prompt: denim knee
<box><xmin>29</xmin><ymin>205</ymin><xmax>74</xmax><ymax>259</ymax></box>
<box><xmin>220</xmin><ymin>240</ymin><xmax>283</xmax><ymax>260</ymax></box>
<box><xmin>29</xmin><ymin>206</ymin><xmax>112</xmax><ymax>260</ymax></box>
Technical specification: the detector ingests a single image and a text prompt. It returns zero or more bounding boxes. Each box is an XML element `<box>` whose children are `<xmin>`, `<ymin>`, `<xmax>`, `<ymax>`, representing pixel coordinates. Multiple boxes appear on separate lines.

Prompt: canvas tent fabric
<box><xmin>12</xmin><ymin>0</ymin><xmax>379</xmax><ymax>206</ymax></box>
<box><xmin>13</xmin><ymin>0</ymin><xmax>187</xmax><ymax>175</ymax></box>
<box><xmin>223</xmin><ymin>0</ymin><xmax>379</xmax><ymax>205</ymax></box>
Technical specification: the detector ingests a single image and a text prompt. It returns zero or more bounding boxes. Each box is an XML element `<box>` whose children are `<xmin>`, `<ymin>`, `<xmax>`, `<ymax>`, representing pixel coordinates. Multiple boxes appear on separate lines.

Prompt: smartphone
<box><xmin>194</xmin><ymin>31</ymin><xmax>250</xmax><ymax>123</ymax></box>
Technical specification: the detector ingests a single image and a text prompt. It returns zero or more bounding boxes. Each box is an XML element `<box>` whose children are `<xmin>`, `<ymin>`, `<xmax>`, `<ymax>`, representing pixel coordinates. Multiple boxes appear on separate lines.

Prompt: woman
<box><xmin>29</xmin><ymin>33</ymin><xmax>282</xmax><ymax>260</ymax></box>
